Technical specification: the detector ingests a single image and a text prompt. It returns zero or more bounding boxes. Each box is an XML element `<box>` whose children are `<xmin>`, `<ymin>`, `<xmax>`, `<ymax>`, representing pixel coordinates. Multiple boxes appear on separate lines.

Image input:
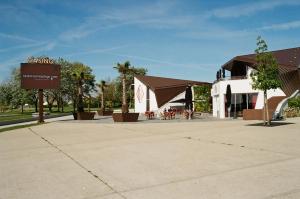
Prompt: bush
<box><xmin>284</xmin><ymin>107</ymin><xmax>300</xmax><ymax>118</ymax></box>
<box><xmin>288</xmin><ymin>96</ymin><xmax>300</xmax><ymax>108</ymax></box>
<box><xmin>194</xmin><ymin>85</ymin><xmax>211</xmax><ymax>113</ymax></box>
<box><xmin>194</xmin><ymin>101</ymin><xmax>211</xmax><ymax>112</ymax></box>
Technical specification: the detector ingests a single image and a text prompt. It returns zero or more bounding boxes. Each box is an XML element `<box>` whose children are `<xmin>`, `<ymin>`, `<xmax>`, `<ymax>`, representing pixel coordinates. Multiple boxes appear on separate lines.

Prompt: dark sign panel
<box><xmin>21</xmin><ymin>63</ymin><xmax>61</xmax><ymax>89</ymax></box>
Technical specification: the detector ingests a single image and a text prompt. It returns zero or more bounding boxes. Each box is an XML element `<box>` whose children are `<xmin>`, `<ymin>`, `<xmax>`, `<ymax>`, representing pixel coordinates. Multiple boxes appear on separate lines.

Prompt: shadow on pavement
<box><xmin>246</xmin><ymin>122</ymin><xmax>295</xmax><ymax>127</ymax></box>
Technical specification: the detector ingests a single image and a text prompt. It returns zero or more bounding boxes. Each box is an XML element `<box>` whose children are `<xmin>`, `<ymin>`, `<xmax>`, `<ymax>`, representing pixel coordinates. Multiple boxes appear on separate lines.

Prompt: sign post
<box><xmin>21</xmin><ymin>58</ymin><xmax>60</xmax><ymax>123</ymax></box>
<box><xmin>38</xmin><ymin>89</ymin><xmax>44</xmax><ymax>123</ymax></box>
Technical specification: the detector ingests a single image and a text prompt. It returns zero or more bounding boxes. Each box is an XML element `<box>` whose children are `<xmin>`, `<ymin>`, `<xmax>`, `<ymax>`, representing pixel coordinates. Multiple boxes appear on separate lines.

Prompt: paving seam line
<box><xmin>263</xmin><ymin>188</ymin><xmax>300</xmax><ymax>199</ymax></box>
<box><xmin>182</xmin><ymin>136</ymin><xmax>296</xmax><ymax>157</ymax></box>
<box><xmin>117</xmin><ymin>156</ymin><xmax>300</xmax><ymax>194</ymax></box>
<box><xmin>28</xmin><ymin>127</ymin><xmax>127</xmax><ymax>199</ymax></box>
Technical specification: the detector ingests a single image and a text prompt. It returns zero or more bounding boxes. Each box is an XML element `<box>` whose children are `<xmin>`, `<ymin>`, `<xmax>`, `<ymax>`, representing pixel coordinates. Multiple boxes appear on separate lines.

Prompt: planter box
<box><xmin>73</xmin><ymin>112</ymin><xmax>77</xmax><ymax>120</ymax></box>
<box><xmin>97</xmin><ymin>109</ymin><xmax>113</xmax><ymax>116</ymax></box>
<box><xmin>112</xmin><ymin>113</ymin><xmax>139</xmax><ymax>122</ymax></box>
<box><xmin>77</xmin><ymin>112</ymin><xmax>95</xmax><ymax>120</ymax></box>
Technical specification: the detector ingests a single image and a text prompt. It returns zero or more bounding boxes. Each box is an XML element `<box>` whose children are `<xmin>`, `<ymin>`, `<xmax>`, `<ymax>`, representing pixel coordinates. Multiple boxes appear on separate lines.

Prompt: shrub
<box><xmin>194</xmin><ymin>85</ymin><xmax>211</xmax><ymax>113</ymax></box>
<box><xmin>284</xmin><ymin>107</ymin><xmax>300</xmax><ymax>118</ymax></box>
<box><xmin>288</xmin><ymin>96</ymin><xmax>300</xmax><ymax>108</ymax></box>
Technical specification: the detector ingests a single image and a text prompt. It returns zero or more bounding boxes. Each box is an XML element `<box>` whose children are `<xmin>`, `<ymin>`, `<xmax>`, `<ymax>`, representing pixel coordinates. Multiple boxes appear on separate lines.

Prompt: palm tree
<box><xmin>114</xmin><ymin>61</ymin><xmax>132</xmax><ymax>113</ymax></box>
<box><xmin>72</xmin><ymin>72</ymin><xmax>85</xmax><ymax>112</ymax></box>
<box><xmin>97</xmin><ymin>80</ymin><xmax>107</xmax><ymax>110</ymax></box>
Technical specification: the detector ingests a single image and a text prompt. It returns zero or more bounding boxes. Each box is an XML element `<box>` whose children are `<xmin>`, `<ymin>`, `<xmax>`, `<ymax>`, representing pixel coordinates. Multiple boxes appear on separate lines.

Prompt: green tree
<box><xmin>114</xmin><ymin>64</ymin><xmax>147</xmax><ymax>109</ymax></box>
<box><xmin>104</xmin><ymin>79</ymin><xmax>118</xmax><ymax>108</ymax></box>
<box><xmin>56</xmin><ymin>58</ymin><xmax>76</xmax><ymax>112</ymax></box>
<box><xmin>194</xmin><ymin>85</ymin><xmax>211</xmax><ymax>112</ymax></box>
<box><xmin>72</xmin><ymin>62</ymin><xmax>96</xmax><ymax>112</ymax></box>
<box><xmin>251</xmin><ymin>36</ymin><xmax>281</xmax><ymax>125</ymax></box>
<box><xmin>0</xmin><ymin>82</ymin><xmax>13</xmax><ymax>112</ymax></box>
<box><xmin>48</xmin><ymin>58</ymin><xmax>96</xmax><ymax>113</ymax></box>
<box><xmin>113</xmin><ymin>61</ymin><xmax>132</xmax><ymax>113</ymax></box>
<box><xmin>44</xmin><ymin>89</ymin><xmax>56</xmax><ymax>112</ymax></box>
<box><xmin>9</xmin><ymin>68</ymin><xmax>30</xmax><ymax>113</ymax></box>
<box><xmin>27</xmin><ymin>89</ymin><xmax>38</xmax><ymax>112</ymax></box>
<box><xmin>114</xmin><ymin>61</ymin><xmax>147</xmax><ymax>112</ymax></box>
<box><xmin>97</xmin><ymin>80</ymin><xmax>107</xmax><ymax>110</ymax></box>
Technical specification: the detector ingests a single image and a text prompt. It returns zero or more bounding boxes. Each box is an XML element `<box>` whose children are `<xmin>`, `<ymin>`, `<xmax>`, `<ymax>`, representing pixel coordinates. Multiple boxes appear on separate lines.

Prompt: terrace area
<box><xmin>1</xmin><ymin>118</ymin><xmax>300</xmax><ymax>199</ymax></box>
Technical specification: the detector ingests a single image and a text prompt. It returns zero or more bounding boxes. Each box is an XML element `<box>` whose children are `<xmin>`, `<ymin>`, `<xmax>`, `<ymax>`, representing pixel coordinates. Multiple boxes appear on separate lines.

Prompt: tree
<box><xmin>72</xmin><ymin>62</ymin><xmax>96</xmax><ymax>112</ymax></box>
<box><xmin>73</xmin><ymin>72</ymin><xmax>85</xmax><ymax>112</ymax></box>
<box><xmin>8</xmin><ymin>68</ymin><xmax>29</xmax><ymax>113</ymax></box>
<box><xmin>44</xmin><ymin>89</ymin><xmax>56</xmax><ymax>112</ymax></box>
<box><xmin>103</xmin><ymin>79</ymin><xmax>117</xmax><ymax>108</ymax></box>
<box><xmin>251</xmin><ymin>36</ymin><xmax>281</xmax><ymax>125</ymax></box>
<box><xmin>0</xmin><ymin>82</ymin><xmax>13</xmax><ymax>112</ymax></box>
<box><xmin>194</xmin><ymin>85</ymin><xmax>211</xmax><ymax>112</ymax></box>
<box><xmin>56</xmin><ymin>58</ymin><xmax>76</xmax><ymax>112</ymax></box>
<box><xmin>114</xmin><ymin>61</ymin><xmax>132</xmax><ymax>113</ymax></box>
<box><xmin>27</xmin><ymin>89</ymin><xmax>38</xmax><ymax>112</ymax></box>
<box><xmin>52</xmin><ymin>60</ymin><xmax>96</xmax><ymax>113</ymax></box>
<box><xmin>114</xmin><ymin>64</ymin><xmax>147</xmax><ymax>109</ymax></box>
<box><xmin>113</xmin><ymin>61</ymin><xmax>148</xmax><ymax>112</ymax></box>
<box><xmin>97</xmin><ymin>80</ymin><xmax>107</xmax><ymax>110</ymax></box>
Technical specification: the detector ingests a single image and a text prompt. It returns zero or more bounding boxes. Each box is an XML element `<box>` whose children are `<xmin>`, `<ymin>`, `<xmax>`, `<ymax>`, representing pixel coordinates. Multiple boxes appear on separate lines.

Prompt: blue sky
<box><xmin>1</xmin><ymin>0</ymin><xmax>300</xmax><ymax>83</ymax></box>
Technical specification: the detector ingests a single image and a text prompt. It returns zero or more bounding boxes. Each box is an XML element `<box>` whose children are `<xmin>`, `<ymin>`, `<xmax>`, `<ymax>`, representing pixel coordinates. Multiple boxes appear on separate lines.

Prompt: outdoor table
<box><xmin>145</xmin><ymin>111</ymin><xmax>154</xmax><ymax>119</ymax></box>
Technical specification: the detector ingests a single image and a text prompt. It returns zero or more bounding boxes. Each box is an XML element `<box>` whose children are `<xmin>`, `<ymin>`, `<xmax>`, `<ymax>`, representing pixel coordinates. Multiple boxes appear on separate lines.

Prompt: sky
<box><xmin>1</xmin><ymin>0</ymin><xmax>300</xmax><ymax>83</ymax></box>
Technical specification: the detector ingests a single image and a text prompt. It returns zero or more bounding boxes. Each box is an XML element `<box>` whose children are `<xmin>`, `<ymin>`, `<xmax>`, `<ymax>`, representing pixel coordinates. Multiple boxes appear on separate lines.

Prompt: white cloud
<box><xmin>0</xmin><ymin>32</ymin><xmax>38</xmax><ymax>43</ymax></box>
<box><xmin>259</xmin><ymin>20</ymin><xmax>300</xmax><ymax>31</ymax></box>
<box><xmin>0</xmin><ymin>41</ymin><xmax>57</xmax><ymax>69</ymax></box>
<box><xmin>207</xmin><ymin>0</ymin><xmax>300</xmax><ymax>19</ymax></box>
<box><xmin>59</xmin><ymin>1</ymin><xmax>193</xmax><ymax>41</ymax></box>
<box><xmin>63</xmin><ymin>45</ymin><xmax>129</xmax><ymax>57</ymax></box>
<box><xmin>0</xmin><ymin>42</ymin><xmax>47</xmax><ymax>53</ymax></box>
<box><xmin>104</xmin><ymin>52</ymin><xmax>215</xmax><ymax>72</ymax></box>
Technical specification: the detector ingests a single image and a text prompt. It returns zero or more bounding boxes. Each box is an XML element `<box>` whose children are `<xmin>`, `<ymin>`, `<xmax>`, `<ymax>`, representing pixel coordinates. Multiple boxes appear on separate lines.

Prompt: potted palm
<box><xmin>112</xmin><ymin>61</ymin><xmax>139</xmax><ymax>122</ymax></box>
<box><xmin>97</xmin><ymin>80</ymin><xmax>113</xmax><ymax>116</ymax></box>
<box><xmin>73</xmin><ymin>72</ymin><xmax>95</xmax><ymax>120</ymax></box>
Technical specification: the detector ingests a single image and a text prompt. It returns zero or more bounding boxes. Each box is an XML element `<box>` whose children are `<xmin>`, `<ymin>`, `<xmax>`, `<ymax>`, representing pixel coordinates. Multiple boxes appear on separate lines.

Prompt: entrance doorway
<box><xmin>225</xmin><ymin>93</ymin><xmax>258</xmax><ymax>117</ymax></box>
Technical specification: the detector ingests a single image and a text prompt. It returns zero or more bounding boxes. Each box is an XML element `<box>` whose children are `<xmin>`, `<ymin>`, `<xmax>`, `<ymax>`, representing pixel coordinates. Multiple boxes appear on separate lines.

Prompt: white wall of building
<box><xmin>135</xmin><ymin>77</ymin><xmax>198</xmax><ymax>116</ymax></box>
<box><xmin>134</xmin><ymin>77</ymin><xmax>148</xmax><ymax>113</ymax></box>
<box><xmin>255</xmin><ymin>89</ymin><xmax>286</xmax><ymax>109</ymax></box>
<box><xmin>149</xmin><ymin>89</ymin><xmax>158</xmax><ymax>111</ymax></box>
<box><xmin>134</xmin><ymin>77</ymin><xmax>159</xmax><ymax>114</ymax></box>
<box><xmin>211</xmin><ymin>70</ymin><xmax>286</xmax><ymax>118</ymax></box>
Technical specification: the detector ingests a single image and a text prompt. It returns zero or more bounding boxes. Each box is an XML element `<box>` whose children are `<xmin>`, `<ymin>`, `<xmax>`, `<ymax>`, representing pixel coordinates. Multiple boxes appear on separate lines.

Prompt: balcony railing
<box><xmin>214</xmin><ymin>76</ymin><xmax>247</xmax><ymax>83</ymax></box>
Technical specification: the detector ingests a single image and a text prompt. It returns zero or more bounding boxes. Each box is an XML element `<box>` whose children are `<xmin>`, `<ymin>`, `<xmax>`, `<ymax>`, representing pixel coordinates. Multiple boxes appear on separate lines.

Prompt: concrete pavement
<box><xmin>0</xmin><ymin>118</ymin><xmax>300</xmax><ymax>199</ymax></box>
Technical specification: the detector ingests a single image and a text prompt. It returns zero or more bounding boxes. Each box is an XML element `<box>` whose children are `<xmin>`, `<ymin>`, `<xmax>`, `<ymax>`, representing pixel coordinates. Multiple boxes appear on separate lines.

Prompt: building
<box><xmin>211</xmin><ymin>47</ymin><xmax>300</xmax><ymax>119</ymax></box>
<box><xmin>134</xmin><ymin>75</ymin><xmax>211</xmax><ymax>114</ymax></box>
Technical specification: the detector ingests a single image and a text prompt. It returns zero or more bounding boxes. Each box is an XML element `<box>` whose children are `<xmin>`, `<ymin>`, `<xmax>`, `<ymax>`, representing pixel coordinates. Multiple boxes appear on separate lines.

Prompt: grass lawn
<box><xmin>0</xmin><ymin>106</ymin><xmax>122</xmax><ymax>123</ymax></box>
<box><xmin>0</xmin><ymin>112</ymin><xmax>33</xmax><ymax>122</ymax></box>
<box><xmin>0</xmin><ymin>107</ymin><xmax>73</xmax><ymax>123</ymax></box>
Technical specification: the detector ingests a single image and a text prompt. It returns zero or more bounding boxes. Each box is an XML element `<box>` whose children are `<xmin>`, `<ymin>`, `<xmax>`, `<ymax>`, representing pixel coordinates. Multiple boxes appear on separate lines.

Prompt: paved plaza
<box><xmin>0</xmin><ymin>118</ymin><xmax>300</xmax><ymax>199</ymax></box>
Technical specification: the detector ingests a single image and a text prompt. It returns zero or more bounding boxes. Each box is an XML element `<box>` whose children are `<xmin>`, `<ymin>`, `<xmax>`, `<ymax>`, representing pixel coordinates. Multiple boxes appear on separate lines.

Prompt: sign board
<box><xmin>21</xmin><ymin>63</ymin><xmax>61</xmax><ymax>89</ymax></box>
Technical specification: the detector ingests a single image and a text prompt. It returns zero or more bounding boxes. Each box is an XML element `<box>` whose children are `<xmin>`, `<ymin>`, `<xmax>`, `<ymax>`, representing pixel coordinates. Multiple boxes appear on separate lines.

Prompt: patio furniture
<box><xmin>145</xmin><ymin>111</ymin><xmax>155</xmax><ymax>119</ymax></box>
<box><xmin>161</xmin><ymin>111</ymin><xmax>176</xmax><ymax>120</ymax></box>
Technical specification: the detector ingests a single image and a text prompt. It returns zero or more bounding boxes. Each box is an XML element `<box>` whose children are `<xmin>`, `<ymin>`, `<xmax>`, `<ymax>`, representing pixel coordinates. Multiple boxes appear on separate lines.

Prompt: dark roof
<box><xmin>135</xmin><ymin>75</ymin><xmax>211</xmax><ymax>108</ymax></box>
<box><xmin>222</xmin><ymin>47</ymin><xmax>300</xmax><ymax>72</ymax></box>
<box><xmin>222</xmin><ymin>47</ymin><xmax>300</xmax><ymax>96</ymax></box>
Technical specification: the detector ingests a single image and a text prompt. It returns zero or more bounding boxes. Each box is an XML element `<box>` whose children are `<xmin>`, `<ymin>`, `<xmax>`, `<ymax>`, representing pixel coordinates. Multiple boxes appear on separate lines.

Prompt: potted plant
<box><xmin>73</xmin><ymin>72</ymin><xmax>95</xmax><ymax>120</ymax></box>
<box><xmin>97</xmin><ymin>80</ymin><xmax>113</xmax><ymax>116</ymax></box>
<box><xmin>112</xmin><ymin>61</ymin><xmax>139</xmax><ymax>122</ymax></box>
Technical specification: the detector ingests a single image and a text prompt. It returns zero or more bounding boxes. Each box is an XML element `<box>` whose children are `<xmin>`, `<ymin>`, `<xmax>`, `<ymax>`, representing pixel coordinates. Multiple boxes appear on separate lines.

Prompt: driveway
<box><xmin>0</xmin><ymin>118</ymin><xmax>300</xmax><ymax>199</ymax></box>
